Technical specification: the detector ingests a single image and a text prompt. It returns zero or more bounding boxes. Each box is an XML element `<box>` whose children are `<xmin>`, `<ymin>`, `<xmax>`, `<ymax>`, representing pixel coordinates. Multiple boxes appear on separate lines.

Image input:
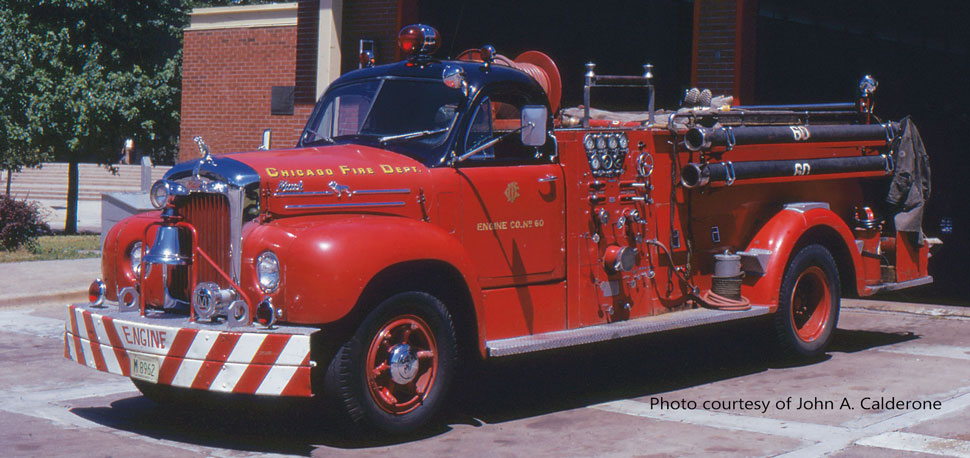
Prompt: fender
<box><xmin>254</xmin><ymin>214</ymin><xmax>485</xmax><ymax>347</ymax></box>
<box><xmin>742</xmin><ymin>206</ymin><xmax>864</xmax><ymax>310</ymax></box>
<box><xmin>103</xmin><ymin>212</ymin><xmax>163</xmax><ymax>301</ymax></box>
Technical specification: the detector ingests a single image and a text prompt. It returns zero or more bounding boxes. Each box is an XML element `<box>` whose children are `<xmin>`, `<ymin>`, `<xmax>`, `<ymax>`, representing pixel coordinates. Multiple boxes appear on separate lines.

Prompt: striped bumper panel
<box><xmin>63</xmin><ymin>304</ymin><xmax>313</xmax><ymax>397</ymax></box>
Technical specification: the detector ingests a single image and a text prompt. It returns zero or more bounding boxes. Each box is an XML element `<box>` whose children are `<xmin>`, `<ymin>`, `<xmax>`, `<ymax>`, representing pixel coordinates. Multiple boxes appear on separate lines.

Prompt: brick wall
<box><xmin>692</xmin><ymin>0</ymin><xmax>737</xmax><ymax>97</ymax></box>
<box><xmin>181</xmin><ymin>25</ymin><xmax>314</xmax><ymax>161</ymax></box>
<box><xmin>691</xmin><ymin>0</ymin><xmax>757</xmax><ymax>103</ymax></box>
<box><xmin>295</xmin><ymin>1</ymin><xmax>319</xmax><ymax>104</ymax></box>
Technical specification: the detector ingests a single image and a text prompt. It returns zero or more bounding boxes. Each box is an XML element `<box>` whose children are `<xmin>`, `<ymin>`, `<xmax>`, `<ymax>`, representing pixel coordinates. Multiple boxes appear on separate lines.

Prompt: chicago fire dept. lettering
<box><xmin>266</xmin><ymin>167</ymin><xmax>333</xmax><ymax>178</ymax></box>
<box><xmin>379</xmin><ymin>164</ymin><xmax>422</xmax><ymax>174</ymax></box>
<box><xmin>265</xmin><ymin>164</ymin><xmax>423</xmax><ymax>178</ymax></box>
<box><xmin>121</xmin><ymin>325</ymin><xmax>168</xmax><ymax>350</ymax></box>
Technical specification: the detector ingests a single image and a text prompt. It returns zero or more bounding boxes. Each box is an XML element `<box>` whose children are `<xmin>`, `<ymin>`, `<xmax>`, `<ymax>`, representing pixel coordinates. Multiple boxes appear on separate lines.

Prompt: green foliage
<box><xmin>0</xmin><ymin>195</ymin><xmax>53</xmax><ymax>251</ymax></box>
<box><xmin>0</xmin><ymin>234</ymin><xmax>100</xmax><ymax>262</ymax></box>
<box><xmin>0</xmin><ymin>7</ymin><xmax>51</xmax><ymax>173</ymax></box>
<box><xmin>3</xmin><ymin>0</ymin><xmax>189</xmax><ymax>165</ymax></box>
<box><xmin>1</xmin><ymin>0</ymin><xmax>189</xmax><ymax>231</ymax></box>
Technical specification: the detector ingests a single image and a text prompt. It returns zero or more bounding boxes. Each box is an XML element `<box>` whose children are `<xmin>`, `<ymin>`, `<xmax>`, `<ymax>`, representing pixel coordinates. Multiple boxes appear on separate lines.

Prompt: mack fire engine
<box><xmin>66</xmin><ymin>24</ymin><xmax>935</xmax><ymax>434</ymax></box>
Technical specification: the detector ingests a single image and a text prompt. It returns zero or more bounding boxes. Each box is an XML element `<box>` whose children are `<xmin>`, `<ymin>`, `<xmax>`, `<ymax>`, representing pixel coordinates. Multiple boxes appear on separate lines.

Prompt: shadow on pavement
<box><xmin>69</xmin><ymin>316</ymin><xmax>919</xmax><ymax>454</ymax></box>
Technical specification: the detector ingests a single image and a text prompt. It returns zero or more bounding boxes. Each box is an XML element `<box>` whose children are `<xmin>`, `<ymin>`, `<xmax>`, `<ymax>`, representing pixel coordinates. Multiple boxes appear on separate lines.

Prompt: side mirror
<box><xmin>258</xmin><ymin>129</ymin><xmax>272</xmax><ymax>151</ymax></box>
<box><xmin>521</xmin><ymin>105</ymin><xmax>547</xmax><ymax>146</ymax></box>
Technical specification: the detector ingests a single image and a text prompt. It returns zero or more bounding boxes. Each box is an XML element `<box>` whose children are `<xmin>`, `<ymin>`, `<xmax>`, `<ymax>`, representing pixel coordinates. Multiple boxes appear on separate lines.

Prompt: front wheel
<box><xmin>326</xmin><ymin>292</ymin><xmax>457</xmax><ymax>435</ymax></box>
<box><xmin>773</xmin><ymin>244</ymin><xmax>841</xmax><ymax>358</ymax></box>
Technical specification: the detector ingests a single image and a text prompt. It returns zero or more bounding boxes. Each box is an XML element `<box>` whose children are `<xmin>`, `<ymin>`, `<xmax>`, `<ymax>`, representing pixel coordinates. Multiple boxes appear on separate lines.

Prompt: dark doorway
<box><xmin>756</xmin><ymin>0</ymin><xmax>970</xmax><ymax>303</ymax></box>
<box><xmin>417</xmin><ymin>0</ymin><xmax>695</xmax><ymax>111</ymax></box>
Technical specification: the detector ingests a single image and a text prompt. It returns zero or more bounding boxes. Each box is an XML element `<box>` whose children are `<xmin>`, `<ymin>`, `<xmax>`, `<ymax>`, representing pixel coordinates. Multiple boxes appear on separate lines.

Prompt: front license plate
<box><xmin>130</xmin><ymin>354</ymin><xmax>160</xmax><ymax>383</ymax></box>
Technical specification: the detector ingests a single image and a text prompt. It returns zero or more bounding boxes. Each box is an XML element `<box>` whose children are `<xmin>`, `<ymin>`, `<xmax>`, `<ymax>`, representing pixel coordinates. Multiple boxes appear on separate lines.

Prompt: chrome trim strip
<box><xmin>272</xmin><ymin>188</ymin><xmax>411</xmax><ymax>198</ymax></box>
<box><xmin>228</xmin><ymin>187</ymin><xmax>244</xmax><ymax>282</ymax></box>
<box><xmin>783</xmin><ymin>202</ymin><xmax>830</xmax><ymax>213</ymax></box>
<box><xmin>283</xmin><ymin>201</ymin><xmax>407</xmax><ymax>210</ymax></box>
<box><xmin>353</xmin><ymin>188</ymin><xmax>411</xmax><ymax>195</ymax></box>
<box><xmin>486</xmin><ymin>306</ymin><xmax>770</xmax><ymax>357</ymax></box>
<box><xmin>272</xmin><ymin>190</ymin><xmax>335</xmax><ymax>197</ymax></box>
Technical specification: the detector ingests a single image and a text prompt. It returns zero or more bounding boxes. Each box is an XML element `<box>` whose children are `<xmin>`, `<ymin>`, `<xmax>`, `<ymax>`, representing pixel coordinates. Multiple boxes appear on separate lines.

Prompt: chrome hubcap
<box><xmin>388</xmin><ymin>344</ymin><xmax>419</xmax><ymax>385</ymax></box>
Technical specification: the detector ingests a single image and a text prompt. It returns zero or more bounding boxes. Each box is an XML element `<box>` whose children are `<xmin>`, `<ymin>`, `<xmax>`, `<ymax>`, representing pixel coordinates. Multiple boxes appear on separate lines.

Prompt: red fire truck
<box><xmin>66</xmin><ymin>24</ymin><xmax>934</xmax><ymax>434</ymax></box>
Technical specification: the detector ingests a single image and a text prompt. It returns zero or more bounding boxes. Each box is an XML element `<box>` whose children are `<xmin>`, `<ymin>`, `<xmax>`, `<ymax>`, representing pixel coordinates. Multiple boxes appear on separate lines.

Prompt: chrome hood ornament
<box><xmin>192</xmin><ymin>136</ymin><xmax>216</xmax><ymax>178</ymax></box>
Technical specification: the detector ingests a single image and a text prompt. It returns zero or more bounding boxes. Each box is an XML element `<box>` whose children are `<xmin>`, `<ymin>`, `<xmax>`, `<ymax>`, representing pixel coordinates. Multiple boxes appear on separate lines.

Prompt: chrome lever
<box><xmin>538</xmin><ymin>174</ymin><xmax>560</xmax><ymax>183</ymax></box>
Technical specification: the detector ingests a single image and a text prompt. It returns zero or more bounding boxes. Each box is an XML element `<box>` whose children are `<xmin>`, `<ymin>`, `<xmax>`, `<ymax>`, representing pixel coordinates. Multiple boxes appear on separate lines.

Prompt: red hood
<box><xmin>230</xmin><ymin>145</ymin><xmax>433</xmax><ymax>219</ymax></box>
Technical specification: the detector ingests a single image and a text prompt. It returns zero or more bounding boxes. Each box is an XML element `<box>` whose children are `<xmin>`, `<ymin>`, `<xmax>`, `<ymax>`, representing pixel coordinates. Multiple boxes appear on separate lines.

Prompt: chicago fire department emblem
<box><xmin>504</xmin><ymin>182</ymin><xmax>520</xmax><ymax>203</ymax></box>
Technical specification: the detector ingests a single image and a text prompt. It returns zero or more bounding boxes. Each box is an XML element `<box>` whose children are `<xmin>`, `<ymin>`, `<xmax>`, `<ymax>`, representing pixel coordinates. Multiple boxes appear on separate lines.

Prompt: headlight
<box><xmin>130</xmin><ymin>242</ymin><xmax>143</xmax><ymax>276</ymax></box>
<box><xmin>149</xmin><ymin>180</ymin><xmax>188</xmax><ymax>208</ymax></box>
<box><xmin>150</xmin><ymin>181</ymin><xmax>170</xmax><ymax>208</ymax></box>
<box><xmin>256</xmin><ymin>251</ymin><xmax>280</xmax><ymax>293</ymax></box>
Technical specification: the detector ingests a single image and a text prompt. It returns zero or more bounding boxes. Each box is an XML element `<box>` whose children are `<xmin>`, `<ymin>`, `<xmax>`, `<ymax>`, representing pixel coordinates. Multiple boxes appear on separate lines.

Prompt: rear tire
<box><xmin>325</xmin><ymin>291</ymin><xmax>457</xmax><ymax>435</ymax></box>
<box><xmin>773</xmin><ymin>244</ymin><xmax>841</xmax><ymax>358</ymax></box>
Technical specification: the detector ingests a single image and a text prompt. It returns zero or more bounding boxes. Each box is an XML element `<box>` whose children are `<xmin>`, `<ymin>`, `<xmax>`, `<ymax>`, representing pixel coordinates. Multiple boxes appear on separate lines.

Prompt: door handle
<box><xmin>538</xmin><ymin>174</ymin><xmax>559</xmax><ymax>183</ymax></box>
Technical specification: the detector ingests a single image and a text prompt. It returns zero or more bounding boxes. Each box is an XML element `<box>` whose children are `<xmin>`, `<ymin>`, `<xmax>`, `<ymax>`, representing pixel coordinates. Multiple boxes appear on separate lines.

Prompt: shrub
<box><xmin>0</xmin><ymin>195</ymin><xmax>52</xmax><ymax>251</ymax></box>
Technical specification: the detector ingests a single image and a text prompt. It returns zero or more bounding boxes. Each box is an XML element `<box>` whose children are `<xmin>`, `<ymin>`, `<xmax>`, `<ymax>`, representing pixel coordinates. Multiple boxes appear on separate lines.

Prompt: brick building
<box><xmin>180</xmin><ymin>0</ymin><xmax>697</xmax><ymax>161</ymax></box>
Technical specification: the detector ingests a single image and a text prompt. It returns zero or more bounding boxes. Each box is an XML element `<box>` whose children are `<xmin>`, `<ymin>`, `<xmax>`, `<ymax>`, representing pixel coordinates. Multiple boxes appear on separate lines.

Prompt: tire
<box><xmin>773</xmin><ymin>244</ymin><xmax>841</xmax><ymax>358</ymax></box>
<box><xmin>325</xmin><ymin>292</ymin><xmax>457</xmax><ymax>435</ymax></box>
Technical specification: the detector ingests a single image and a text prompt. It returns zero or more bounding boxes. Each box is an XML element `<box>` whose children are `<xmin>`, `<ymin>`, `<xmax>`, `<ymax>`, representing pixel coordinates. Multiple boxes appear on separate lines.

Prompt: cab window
<box><xmin>462</xmin><ymin>83</ymin><xmax>548</xmax><ymax>165</ymax></box>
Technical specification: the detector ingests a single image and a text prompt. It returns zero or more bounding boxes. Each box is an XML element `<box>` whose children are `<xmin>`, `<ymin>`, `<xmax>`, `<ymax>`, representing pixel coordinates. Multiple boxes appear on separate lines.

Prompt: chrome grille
<box><xmin>169</xmin><ymin>193</ymin><xmax>233</xmax><ymax>299</ymax></box>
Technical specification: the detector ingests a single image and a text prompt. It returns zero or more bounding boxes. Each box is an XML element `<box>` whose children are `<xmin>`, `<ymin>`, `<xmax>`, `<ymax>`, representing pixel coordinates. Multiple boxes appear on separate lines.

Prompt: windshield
<box><xmin>300</xmin><ymin>78</ymin><xmax>465</xmax><ymax>164</ymax></box>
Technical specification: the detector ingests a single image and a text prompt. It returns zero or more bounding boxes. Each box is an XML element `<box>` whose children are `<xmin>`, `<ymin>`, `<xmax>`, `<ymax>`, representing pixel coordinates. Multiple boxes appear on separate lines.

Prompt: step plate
<box><xmin>486</xmin><ymin>306</ymin><xmax>771</xmax><ymax>357</ymax></box>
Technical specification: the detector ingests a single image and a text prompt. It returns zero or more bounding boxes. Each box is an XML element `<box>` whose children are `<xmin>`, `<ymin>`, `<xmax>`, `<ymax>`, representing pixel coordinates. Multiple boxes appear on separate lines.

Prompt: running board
<box><xmin>486</xmin><ymin>306</ymin><xmax>771</xmax><ymax>358</ymax></box>
<box><xmin>867</xmin><ymin>275</ymin><xmax>934</xmax><ymax>294</ymax></box>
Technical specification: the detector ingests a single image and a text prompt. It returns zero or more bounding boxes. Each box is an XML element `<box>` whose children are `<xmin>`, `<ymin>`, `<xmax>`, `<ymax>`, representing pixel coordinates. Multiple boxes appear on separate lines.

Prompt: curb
<box><xmin>842</xmin><ymin>299</ymin><xmax>970</xmax><ymax>319</ymax></box>
<box><xmin>0</xmin><ymin>289</ymin><xmax>87</xmax><ymax>308</ymax></box>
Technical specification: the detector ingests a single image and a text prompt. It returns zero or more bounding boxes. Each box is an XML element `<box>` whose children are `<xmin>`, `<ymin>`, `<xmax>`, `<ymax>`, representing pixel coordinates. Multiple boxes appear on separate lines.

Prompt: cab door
<box><xmin>456</xmin><ymin>84</ymin><xmax>565</xmax><ymax>289</ymax></box>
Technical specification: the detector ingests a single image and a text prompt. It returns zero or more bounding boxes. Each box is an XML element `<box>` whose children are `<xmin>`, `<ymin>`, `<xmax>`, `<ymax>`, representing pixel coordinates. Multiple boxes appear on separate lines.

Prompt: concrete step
<box><xmin>7</xmin><ymin>177</ymin><xmax>163</xmax><ymax>186</ymax></box>
<box><xmin>2</xmin><ymin>162</ymin><xmax>170</xmax><ymax>202</ymax></box>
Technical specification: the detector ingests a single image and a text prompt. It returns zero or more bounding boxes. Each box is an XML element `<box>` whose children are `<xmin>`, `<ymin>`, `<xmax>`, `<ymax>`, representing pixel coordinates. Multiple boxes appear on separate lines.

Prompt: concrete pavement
<box><xmin>2</xmin><ymin>300</ymin><xmax>970</xmax><ymax>456</ymax></box>
<box><xmin>0</xmin><ymin>258</ymin><xmax>101</xmax><ymax>307</ymax></box>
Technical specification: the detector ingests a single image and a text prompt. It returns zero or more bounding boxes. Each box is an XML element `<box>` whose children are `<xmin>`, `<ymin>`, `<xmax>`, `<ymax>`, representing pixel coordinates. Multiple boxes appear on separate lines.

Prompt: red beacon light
<box><xmin>398</xmin><ymin>24</ymin><xmax>440</xmax><ymax>59</ymax></box>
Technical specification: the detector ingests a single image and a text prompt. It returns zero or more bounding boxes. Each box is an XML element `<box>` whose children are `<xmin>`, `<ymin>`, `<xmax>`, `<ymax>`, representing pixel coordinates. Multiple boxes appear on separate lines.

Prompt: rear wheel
<box><xmin>326</xmin><ymin>291</ymin><xmax>456</xmax><ymax>435</ymax></box>
<box><xmin>773</xmin><ymin>244</ymin><xmax>841</xmax><ymax>358</ymax></box>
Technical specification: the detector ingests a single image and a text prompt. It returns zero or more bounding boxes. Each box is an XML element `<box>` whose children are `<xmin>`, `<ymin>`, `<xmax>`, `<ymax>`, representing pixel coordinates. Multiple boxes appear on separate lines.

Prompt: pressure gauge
<box><xmin>583</xmin><ymin>134</ymin><xmax>596</xmax><ymax>151</ymax></box>
<box><xmin>590</xmin><ymin>155</ymin><xmax>602</xmax><ymax>171</ymax></box>
<box><xmin>601</xmin><ymin>153</ymin><xmax>614</xmax><ymax>170</ymax></box>
<box><xmin>607</xmin><ymin>134</ymin><xmax>619</xmax><ymax>150</ymax></box>
<box><xmin>595</xmin><ymin>135</ymin><xmax>607</xmax><ymax>150</ymax></box>
<box><xmin>618</xmin><ymin>133</ymin><xmax>629</xmax><ymax>149</ymax></box>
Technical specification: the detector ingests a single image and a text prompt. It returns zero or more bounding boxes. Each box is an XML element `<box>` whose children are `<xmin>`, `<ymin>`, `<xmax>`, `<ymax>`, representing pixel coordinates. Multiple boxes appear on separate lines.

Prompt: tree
<box><xmin>0</xmin><ymin>8</ymin><xmax>51</xmax><ymax>196</ymax></box>
<box><xmin>0</xmin><ymin>0</ymin><xmax>186</xmax><ymax>233</ymax></box>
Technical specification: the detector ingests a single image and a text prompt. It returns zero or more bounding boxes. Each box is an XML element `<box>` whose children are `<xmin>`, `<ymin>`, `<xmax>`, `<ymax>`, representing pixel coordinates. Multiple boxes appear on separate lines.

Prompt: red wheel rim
<box><xmin>365</xmin><ymin>314</ymin><xmax>438</xmax><ymax>415</ymax></box>
<box><xmin>790</xmin><ymin>266</ymin><xmax>832</xmax><ymax>342</ymax></box>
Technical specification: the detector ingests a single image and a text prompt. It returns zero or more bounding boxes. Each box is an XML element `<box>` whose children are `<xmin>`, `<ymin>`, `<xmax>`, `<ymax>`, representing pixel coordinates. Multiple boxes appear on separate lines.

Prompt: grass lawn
<box><xmin>0</xmin><ymin>234</ymin><xmax>101</xmax><ymax>263</ymax></box>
